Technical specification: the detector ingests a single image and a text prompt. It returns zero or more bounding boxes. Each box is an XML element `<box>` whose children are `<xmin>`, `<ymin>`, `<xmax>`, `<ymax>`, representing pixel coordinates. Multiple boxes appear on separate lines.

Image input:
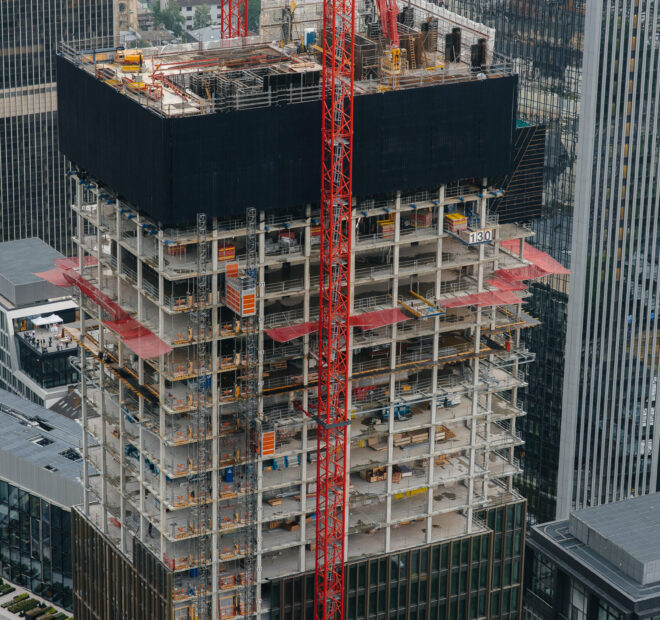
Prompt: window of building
<box><xmin>16</xmin><ymin>337</ymin><xmax>78</xmax><ymax>389</ymax></box>
<box><xmin>59</xmin><ymin>448</ymin><xmax>82</xmax><ymax>462</ymax></box>
<box><xmin>31</xmin><ymin>436</ymin><xmax>54</xmax><ymax>447</ymax></box>
<box><xmin>530</xmin><ymin>553</ymin><xmax>555</xmax><ymax>605</ymax></box>
<box><xmin>597</xmin><ymin>599</ymin><xmax>623</xmax><ymax>620</ymax></box>
<box><xmin>523</xmin><ymin>606</ymin><xmax>544</xmax><ymax>620</ymax></box>
<box><xmin>0</xmin><ymin>482</ymin><xmax>72</xmax><ymax>609</ymax></box>
<box><xmin>569</xmin><ymin>581</ymin><xmax>588</xmax><ymax>620</ymax></box>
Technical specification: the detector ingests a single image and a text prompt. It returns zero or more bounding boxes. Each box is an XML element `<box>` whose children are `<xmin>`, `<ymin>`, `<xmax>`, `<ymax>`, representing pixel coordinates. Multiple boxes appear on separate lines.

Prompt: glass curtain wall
<box><xmin>0</xmin><ymin>480</ymin><xmax>73</xmax><ymax>610</ymax></box>
<box><xmin>445</xmin><ymin>0</ymin><xmax>585</xmax><ymax>522</ymax></box>
<box><xmin>559</xmin><ymin>0</ymin><xmax>660</xmax><ymax>514</ymax></box>
<box><xmin>0</xmin><ymin>0</ymin><xmax>113</xmax><ymax>255</ymax></box>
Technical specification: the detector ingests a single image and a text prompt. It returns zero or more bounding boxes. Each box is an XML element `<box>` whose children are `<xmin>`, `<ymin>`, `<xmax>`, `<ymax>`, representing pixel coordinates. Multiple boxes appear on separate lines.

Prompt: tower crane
<box><xmin>221</xmin><ymin>0</ymin><xmax>248</xmax><ymax>38</ymax></box>
<box><xmin>314</xmin><ymin>0</ymin><xmax>356</xmax><ymax>615</ymax></box>
<box><xmin>375</xmin><ymin>0</ymin><xmax>400</xmax><ymax>48</ymax></box>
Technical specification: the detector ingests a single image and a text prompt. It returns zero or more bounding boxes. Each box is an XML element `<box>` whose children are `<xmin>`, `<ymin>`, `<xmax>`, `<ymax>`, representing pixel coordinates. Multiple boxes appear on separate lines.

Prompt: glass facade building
<box><xmin>0</xmin><ymin>390</ymin><xmax>86</xmax><ymax>612</ymax></box>
<box><xmin>0</xmin><ymin>482</ymin><xmax>73</xmax><ymax>610</ymax></box>
<box><xmin>72</xmin><ymin>508</ymin><xmax>173</xmax><ymax>620</ymax></box>
<box><xmin>524</xmin><ymin>493</ymin><xmax>660</xmax><ymax>619</ymax></box>
<box><xmin>0</xmin><ymin>238</ymin><xmax>79</xmax><ymax>408</ymax></box>
<box><xmin>0</xmin><ymin>0</ymin><xmax>114</xmax><ymax>255</ymax></box>
<box><xmin>446</xmin><ymin>0</ymin><xmax>585</xmax><ymax>523</ymax></box>
<box><xmin>558</xmin><ymin>0</ymin><xmax>660</xmax><ymax>515</ymax></box>
<box><xmin>269</xmin><ymin>502</ymin><xmax>527</xmax><ymax>620</ymax></box>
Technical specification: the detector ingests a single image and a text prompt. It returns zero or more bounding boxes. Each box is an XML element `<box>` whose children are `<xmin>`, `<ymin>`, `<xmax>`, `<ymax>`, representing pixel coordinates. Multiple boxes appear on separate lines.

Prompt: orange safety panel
<box><xmin>262</xmin><ymin>431</ymin><xmax>276</xmax><ymax>456</ymax></box>
<box><xmin>218</xmin><ymin>244</ymin><xmax>236</xmax><ymax>261</ymax></box>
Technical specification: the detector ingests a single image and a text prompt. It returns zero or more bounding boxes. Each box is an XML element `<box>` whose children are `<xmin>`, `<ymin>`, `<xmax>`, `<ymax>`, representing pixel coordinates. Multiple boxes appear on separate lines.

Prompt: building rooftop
<box><xmin>0</xmin><ymin>389</ymin><xmax>86</xmax><ymax>508</ymax></box>
<box><xmin>60</xmin><ymin>0</ymin><xmax>506</xmax><ymax>119</ymax></box>
<box><xmin>0</xmin><ymin>238</ymin><xmax>66</xmax><ymax>307</ymax></box>
<box><xmin>569</xmin><ymin>493</ymin><xmax>660</xmax><ymax>585</ymax></box>
<box><xmin>532</xmin><ymin>495</ymin><xmax>660</xmax><ymax>604</ymax></box>
<box><xmin>189</xmin><ymin>24</ymin><xmax>225</xmax><ymax>43</ymax></box>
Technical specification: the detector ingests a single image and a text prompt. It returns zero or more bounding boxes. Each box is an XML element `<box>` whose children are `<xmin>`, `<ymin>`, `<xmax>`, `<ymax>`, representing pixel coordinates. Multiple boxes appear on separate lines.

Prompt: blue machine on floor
<box><xmin>378</xmin><ymin>404</ymin><xmax>412</xmax><ymax>422</ymax></box>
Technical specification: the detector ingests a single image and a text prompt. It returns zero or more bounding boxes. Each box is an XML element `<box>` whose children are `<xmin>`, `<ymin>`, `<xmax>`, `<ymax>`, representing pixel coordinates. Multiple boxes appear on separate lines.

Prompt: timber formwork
<box><xmin>71</xmin><ymin>180</ymin><xmax>537</xmax><ymax>620</ymax></box>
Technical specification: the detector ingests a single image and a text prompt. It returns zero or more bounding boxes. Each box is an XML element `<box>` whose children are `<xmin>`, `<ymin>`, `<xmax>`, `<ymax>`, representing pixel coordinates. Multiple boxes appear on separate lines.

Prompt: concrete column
<box><xmin>157</xmin><ymin>232</ymin><xmax>167</xmax><ymax>560</ymax></box>
<box><xmin>94</xmin><ymin>191</ymin><xmax>109</xmax><ymax>535</ymax></box>
<box><xmin>117</xmin><ymin>340</ymin><xmax>127</xmax><ymax>553</ymax></box>
<box><xmin>255</xmin><ymin>211</ymin><xmax>267</xmax><ymax>608</ymax></box>
<box><xmin>300</xmin><ymin>205</ymin><xmax>312</xmax><ymax>570</ymax></box>
<box><xmin>384</xmin><ymin>191</ymin><xmax>401</xmax><ymax>552</ymax></box>
<box><xmin>344</xmin><ymin>198</ymin><xmax>356</xmax><ymax>562</ymax></box>
<box><xmin>427</xmin><ymin>185</ymin><xmax>445</xmax><ymax>542</ymax></box>
<box><xmin>78</xmin><ymin>183</ymin><xmax>90</xmax><ymax>516</ymax></box>
<box><xmin>137</xmin><ymin>216</ymin><xmax>144</xmax><ymax>321</ymax></box>
<box><xmin>466</xmin><ymin>183</ymin><xmax>488</xmax><ymax>534</ymax></box>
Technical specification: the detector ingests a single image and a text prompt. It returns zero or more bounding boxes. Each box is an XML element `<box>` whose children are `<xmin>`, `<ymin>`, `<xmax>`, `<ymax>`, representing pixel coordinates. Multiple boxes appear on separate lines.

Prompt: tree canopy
<box><xmin>193</xmin><ymin>4</ymin><xmax>213</xmax><ymax>29</ymax></box>
<box><xmin>152</xmin><ymin>0</ymin><xmax>185</xmax><ymax>36</ymax></box>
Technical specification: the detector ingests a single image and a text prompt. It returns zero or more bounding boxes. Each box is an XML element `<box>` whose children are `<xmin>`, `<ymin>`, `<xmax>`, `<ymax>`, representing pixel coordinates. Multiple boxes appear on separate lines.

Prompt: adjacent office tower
<box><xmin>558</xmin><ymin>0</ymin><xmax>660</xmax><ymax>515</ymax></box>
<box><xmin>0</xmin><ymin>0</ymin><xmax>114</xmax><ymax>255</ymax></box>
<box><xmin>449</xmin><ymin>0</ymin><xmax>660</xmax><ymax>520</ymax></box>
<box><xmin>446</xmin><ymin>0</ymin><xmax>585</xmax><ymax>523</ymax></box>
<box><xmin>0</xmin><ymin>389</ymin><xmax>84</xmax><ymax>611</ymax></box>
<box><xmin>52</xmin><ymin>4</ymin><xmax>549</xmax><ymax>617</ymax></box>
<box><xmin>525</xmin><ymin>493</ymin><xmax>660</xmax><ymax>619</ymax></box>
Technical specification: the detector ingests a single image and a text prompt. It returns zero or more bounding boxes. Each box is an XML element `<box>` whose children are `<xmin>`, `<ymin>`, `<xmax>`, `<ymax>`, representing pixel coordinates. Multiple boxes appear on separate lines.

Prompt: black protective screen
<box><xmin>57</xmin><ymin>55</ymin><xmax>518</xmax><ymax>225</ymax></box>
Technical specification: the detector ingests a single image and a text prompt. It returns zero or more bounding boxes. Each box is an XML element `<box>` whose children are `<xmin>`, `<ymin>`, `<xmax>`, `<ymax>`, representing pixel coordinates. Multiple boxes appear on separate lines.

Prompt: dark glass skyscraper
<box><xmin>0</xmin><ymin>0</ymin><xmax>114</xmax><ymax>255</ymax></box>
<box><xmin>446</xmin><ymin>0</ymin><xmax>585</xmax><ymax>523</ymax></box>
<box><xmin>558</xmin><ymin>0</ymin><xmax>660</xmax><ymax>516</ymax></box>
<box><xmin>449</xmin><ymin>0</ymin><xmax>660</xmax><ymax>521</ymax></box>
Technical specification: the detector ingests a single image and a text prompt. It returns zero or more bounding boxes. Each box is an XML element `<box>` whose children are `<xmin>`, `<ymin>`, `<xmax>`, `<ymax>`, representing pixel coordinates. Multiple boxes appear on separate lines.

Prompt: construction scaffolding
<box><xmin>60</xmin><ymin>168</ymin><xmax>555</xmax><ymax>618</ymax></box>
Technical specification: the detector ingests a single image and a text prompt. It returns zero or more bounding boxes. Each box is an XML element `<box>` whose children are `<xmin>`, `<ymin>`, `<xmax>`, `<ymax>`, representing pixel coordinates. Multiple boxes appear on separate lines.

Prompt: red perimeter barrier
<box><xmin>265</xmin><ymin>308</ymin><xmax>411</xmax><ymax>343</ymax></box>
<box><xmin>35</xmin><ymin>264</ymin><xmax>171</xmax><ymax>359</ymax></box>
<box><xmin>350</xmin><ymin>308</ymin><xmax>410</xmax><ymax>330</ymax></box>
<box><xmin>500</xmin><ymin>240</ymin><xmax>570</xmax><ymax>275</ymax></box>
<box><xmin>265</xmin><ymin>321</ymin><xmax>319</xmax><ymax>343</ymax></box>
<box><xmin>441</xmin><ymin>290</ymin><xmax>525</xmax><ymax>308</ymax></box>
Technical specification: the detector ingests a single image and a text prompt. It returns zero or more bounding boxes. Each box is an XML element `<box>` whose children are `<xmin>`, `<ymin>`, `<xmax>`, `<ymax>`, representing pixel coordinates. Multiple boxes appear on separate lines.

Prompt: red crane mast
<box><xmin>221</xmin><ymin>0</ymin><xmax>248</xmax><ymax>38</ymax></box>
<box><xmin>375</xmin><ymin>0</ymin><xmax>400</xmax><ymax>47</ymax></box>
<box><xmin>315</xmin><ymin>0</ymin><xmax>356</xmax><ymax>613</ymax></box>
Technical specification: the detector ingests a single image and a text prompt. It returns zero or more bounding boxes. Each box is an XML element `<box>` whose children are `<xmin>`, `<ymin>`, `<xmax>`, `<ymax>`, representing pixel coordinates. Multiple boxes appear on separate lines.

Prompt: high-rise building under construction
<box><xmin>49</xmin><ymin>4</ymin><xmax>557</xmax><ymax>619</ymax></box>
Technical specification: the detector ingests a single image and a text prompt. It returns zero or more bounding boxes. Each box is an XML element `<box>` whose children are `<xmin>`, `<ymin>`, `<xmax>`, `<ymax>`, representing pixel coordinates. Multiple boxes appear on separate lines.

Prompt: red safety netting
<box><xmin>487</xmin><ymin>274</ymin><xmax>528</xmax><ymax>291</ymax></box>
<box><xmin>54</xmin><ymin>257</ymin><xmax>99</xmax><ymax>269</ymax></box>
<box><xmin>35</xmin><ymin>264</ymin><xmax>172</xmax><ymax>359</ymax></box>
<box><xmin>266</xmin><ymin>308</ymin><xmax>412</xmax><ymax>342</ymax></box>
<box><xmin>35</xmin><ymin>268</ymin><xmax>72</xmax><ymax>287</ymax></box>
<box><xmin>500</xmin><ymin>240</ymin><xmax>570</xmax><ymax>275</ymax></box>
<box><xmin>265</xmin><ymin>321</ymin><xmax>319</xmax><ymax>343</ymax></box>
<box><xmin>104</xmin><ymin>319</ymin><xmax>173</xmax><ymax>359</ymax></box>
<box><xmin>441</xmin><ymin>290</ymin><xmax>525</xmax><ymax>308</ymax></box>
<box><xmin>350</xmin><ymin>308</ymin><xmax>410</xmax><ymax>330</ymax></box>
<box><xmin>61</xmin><ymin>269</ymin><xmax>129</xmax><ymax>320</ymax></box>
<box><xmin>492</xmin><ymin>264</ymin><xmax>549</xmax><ymax>284</ymax></box>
